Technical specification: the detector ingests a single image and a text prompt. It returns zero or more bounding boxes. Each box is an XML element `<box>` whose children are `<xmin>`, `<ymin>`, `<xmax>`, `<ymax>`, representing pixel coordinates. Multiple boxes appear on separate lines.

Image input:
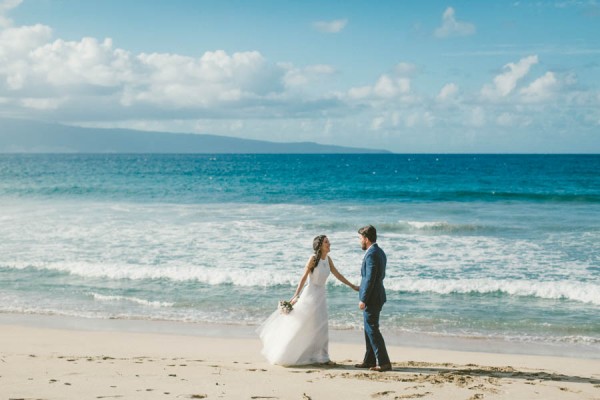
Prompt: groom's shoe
<box><xmin>354</xmin><ymin>362</ymin><xmax>376</xmax><ymax>369</ymax></box>
<box><xmin>370</xmin><ymin>363</ymin><xmax>392</xmax><ymax>372</ymax></box>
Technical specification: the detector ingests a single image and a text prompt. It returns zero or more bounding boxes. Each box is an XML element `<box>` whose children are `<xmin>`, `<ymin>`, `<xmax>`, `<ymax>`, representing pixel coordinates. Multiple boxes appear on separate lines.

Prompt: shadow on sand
<box><xmin>289</xmin><ymin>360</ymin><xmax>600</xmax><ymax>386</ymax></box>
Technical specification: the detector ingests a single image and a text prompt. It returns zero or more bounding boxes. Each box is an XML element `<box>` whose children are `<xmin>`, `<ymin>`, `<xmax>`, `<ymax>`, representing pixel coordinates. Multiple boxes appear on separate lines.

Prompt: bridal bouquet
<box><xmin>278</xmin><ymin>300</ymin><xmax>293</xmax><ymax>315</ymax></box>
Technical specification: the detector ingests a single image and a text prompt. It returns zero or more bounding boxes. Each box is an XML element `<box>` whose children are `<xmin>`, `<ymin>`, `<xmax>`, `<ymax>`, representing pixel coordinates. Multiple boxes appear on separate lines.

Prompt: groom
<box><xmin>355</xmin><ymin>225</ymin><xmax>392</xmax><ymax>372</ymax></box>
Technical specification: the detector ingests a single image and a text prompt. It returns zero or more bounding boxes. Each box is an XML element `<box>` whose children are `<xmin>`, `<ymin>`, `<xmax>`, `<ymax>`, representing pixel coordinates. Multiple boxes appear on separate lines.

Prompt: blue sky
<box><xmin>1</xmin><ymin>0</ymin><xmax>599</xmax><ymax>152</ymax></box>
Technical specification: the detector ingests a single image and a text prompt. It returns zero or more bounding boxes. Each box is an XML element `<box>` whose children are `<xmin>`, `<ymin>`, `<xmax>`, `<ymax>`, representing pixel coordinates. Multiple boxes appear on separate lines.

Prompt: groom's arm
<box><xmin>360</xmin><ymin>253</ymin><xmax>379</xmax><ymax>304</ymax></box>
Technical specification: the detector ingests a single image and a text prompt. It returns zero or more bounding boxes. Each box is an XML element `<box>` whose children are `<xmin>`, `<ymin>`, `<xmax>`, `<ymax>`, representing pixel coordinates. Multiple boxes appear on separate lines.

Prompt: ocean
<box><xmin>0</xmin><ymin>154</ymin><xmax>598</xmax><ymax>356</ymax></box>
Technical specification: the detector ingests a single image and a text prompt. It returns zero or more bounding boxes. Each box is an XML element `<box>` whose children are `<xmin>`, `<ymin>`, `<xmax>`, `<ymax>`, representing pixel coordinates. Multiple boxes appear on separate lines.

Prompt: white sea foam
<box><xmin>89</xmin><ymin>293</ymin><xmax>174</xmax><ymax>308</ymax></box>
<box><xmin>2</xmin><ymin>261</ymin><xmax>298</xmax><ymax>286</ymax></box>
<box><xmin>4</xmin><ymin>261</ymin><xmax>599</xmax><ymax>305</ymax></box>
<box><xmin>383</xmin><ymin>326</ymin><xmax>600</xmax><ymax>346</ymax></box>
<box><xmin>385</xmin><ymin>278</ymin><xmax>600</xmax><ymax>305</ymax></box>
<box><xmin>1</xmin><ymin>198</ymin><xmax>599</xmax><ymax>351</ymax></box>
<box><xmin>392</xmin><ymin>220</ymin><xmax>494</xmax><ymax>233</ymax></box>
<box><xmin>404</xmin><ymin>220</ymin><xmax>451</xmax><ymax>230</ymax></box>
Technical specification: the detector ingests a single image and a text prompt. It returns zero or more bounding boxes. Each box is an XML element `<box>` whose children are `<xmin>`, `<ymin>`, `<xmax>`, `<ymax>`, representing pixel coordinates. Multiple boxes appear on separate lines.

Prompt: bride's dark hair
<box><xmin>310</xmin><ymin>235</ymin><xmax>327</xmax><ymax>273</ymax></box>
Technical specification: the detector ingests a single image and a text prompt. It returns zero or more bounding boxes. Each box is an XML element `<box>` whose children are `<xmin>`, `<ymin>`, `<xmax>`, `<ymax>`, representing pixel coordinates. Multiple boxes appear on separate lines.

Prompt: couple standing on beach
<box><xmin>258</xmin><ymin>225</ymin><xmax>392</xmax><ymax>372</ymax></box>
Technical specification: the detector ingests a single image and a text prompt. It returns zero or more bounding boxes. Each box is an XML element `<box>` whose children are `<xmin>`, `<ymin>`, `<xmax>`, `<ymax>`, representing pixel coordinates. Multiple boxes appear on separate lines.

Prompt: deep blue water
<box><xmin>1</xmin><ymin>154</ymin><xmax>598</xmax><ymax>203</ymax></box>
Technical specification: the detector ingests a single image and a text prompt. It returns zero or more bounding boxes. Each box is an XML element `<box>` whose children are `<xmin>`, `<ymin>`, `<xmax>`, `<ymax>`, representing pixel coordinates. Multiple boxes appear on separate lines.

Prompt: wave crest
<box><xmin>3</xmin><ymin>262</ymin><xmax>599</xmax><ymax>305</ymax></box>
<box><xmin>89</xmin><ymin>293</ymin><xmax>174</xmax><ymax>308</ymax></box>
<box><xmin>386</xmin><ymin>278</ymin><xmax>600</xmax><ymax>305</ymax></box>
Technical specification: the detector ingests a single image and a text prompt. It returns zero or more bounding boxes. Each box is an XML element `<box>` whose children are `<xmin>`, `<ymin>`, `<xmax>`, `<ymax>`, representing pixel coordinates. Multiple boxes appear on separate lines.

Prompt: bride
<box><xmin>257</xmin><ymin>235</ymin><xmax>358</xmax><ymax>366</ymax></box>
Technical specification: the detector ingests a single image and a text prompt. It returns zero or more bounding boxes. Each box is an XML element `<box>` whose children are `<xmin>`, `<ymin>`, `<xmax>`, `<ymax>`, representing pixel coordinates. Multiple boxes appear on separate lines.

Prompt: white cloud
<box><xmin>0</xmin><ymin>0</ymin><xmax>22</xmax><ymax>28</ymax></box>
<box><xmin>495</xmin><ymin>112</ymin><xmax>532</xmax><ymax>127</ymax></box>
<box><xmin>346</xmin><ymin>62</ymin><xmax>418</xmax><ymax>103</ymax></box>
<box><xmin>21</xmin><ymin>97</ymin><xmax>65</xmax><ymax>110</ymax></box>
<box><xmin>437</xmin><ymin>83</ymin><xmax>459</xmax><ymax>102</ymax></box>
<box><xmin>519</xmin><ymin>71</ymin><xmax>558</xmax><ymax>102</ymax></box>
<box><xmin>347</xmin><ymin>85</ymin><xmax>372</xmax><ymax>100</ymax></box>
<box><xmin>374</xmin><ymin>75</ymin><xmax>410</xmax><ymax>98</ymax></box>
<box><xmin>497</xmin><ymin>112</ymin><xmax>515</xmax><ymax>126</ymax></box>
<box><xmin>0</xmin><ymin>24</ymin><xmax>52</xmax><ymax>58</ymax></box>
<box><xmin>406</xmin><ymin>111</ymin><xmax>434</xmax><ymax>128</ymax></box>
<box><xmin>30</xmin><ymin>37</ymin><xmax>131</xmax><ymax>87</ymax></box>
<box><xmin>371</xmin><ymin>116</ymin><xmax>385</xmax><ymax>130</ymax></box>
<box><xmin>481</xmin><ymin>55</ymin><xmax>539</xmax><ymax>99</ymax></box>
<box><xmin>347</xmin><ymin>73</ymin><xmax>411</xmax><ymax>101</ymax></box>
<box><xmin>434</xmin><ymin>7</ymin><xmax>476</xmax><ymax>38</ymax></box>
<box><xmin>0</xmin><ymin>24</ymin><xmax>53</xmax><ymax>90</ymax></box>
<box><xmin>128</xmin><ymin>50</ymin><xmax>285</xmax><ymax>108</ymax></box>
<box><xmin>282</xmin><ymin>63</ymin><xmax>336</xmax><ymax>88</ymax></box>
<box><xmin>369</xmin><ymin>110</ymin><xmax>434</xmax><ymax>131</ymax></box>
<box><xmin>0</xmin><ymin>28</ymin><xmax>289</xmax><ymax>110</ymax></box>
<box><xmin>394</xmin><ymin>62</ymin><xmax>418</xmax><ymax>77</ymax></box>
<box><xmin>469</xmin><ymin>106</ymin><xmax>486</xmax><ymax>127</ymax></box>
<box><xmin>313</xmin><ymin>19</ymin><xmax>347</xmax><ymax>33</ymax></box>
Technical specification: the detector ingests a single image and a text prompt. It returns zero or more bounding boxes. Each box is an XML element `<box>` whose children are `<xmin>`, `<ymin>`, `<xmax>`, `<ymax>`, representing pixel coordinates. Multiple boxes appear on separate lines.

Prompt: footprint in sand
<box><xmin>395</xmin><ymin>394</ymin><xmax>432</xmax><ymax>399</ymax></box>
<box><xmin>371</xmin><ymin>390</ymin><xmax>395</xmax><ymax>398</ymax></box>
<box><xmin>467</xmin><ymin>395</ymin><xmax>484</xmax><ymax>400</ymax></box>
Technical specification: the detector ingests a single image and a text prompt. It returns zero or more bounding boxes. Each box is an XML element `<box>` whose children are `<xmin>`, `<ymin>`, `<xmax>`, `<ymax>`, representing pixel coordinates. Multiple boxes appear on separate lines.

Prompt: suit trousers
<box><xmin>362</xmin><ymin>305</ymin><xmax>390</xmax><ymax>366</ymax></box>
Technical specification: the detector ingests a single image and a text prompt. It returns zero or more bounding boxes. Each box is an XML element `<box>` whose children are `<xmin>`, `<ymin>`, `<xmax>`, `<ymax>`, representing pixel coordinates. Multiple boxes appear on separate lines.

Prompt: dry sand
<box><xmin>1</xmin><ymin>322</ymin><xmax>599</xmax><ymax>399</ymax></box>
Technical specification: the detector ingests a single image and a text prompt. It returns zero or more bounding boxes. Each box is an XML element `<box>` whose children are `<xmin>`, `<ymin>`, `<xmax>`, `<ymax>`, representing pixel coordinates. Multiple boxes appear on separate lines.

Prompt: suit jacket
<box><xmin>359</xmin><ymin>243</ymin><xmax>387</xmax><ymax>307</ymax></box>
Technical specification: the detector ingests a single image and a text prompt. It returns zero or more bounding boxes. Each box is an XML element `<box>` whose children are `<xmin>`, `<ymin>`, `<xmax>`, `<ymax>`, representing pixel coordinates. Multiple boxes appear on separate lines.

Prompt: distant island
<box><xmin>0</xmin><ymin>119</ymin><xmax>390</xmax><ymax>154</ymax></box>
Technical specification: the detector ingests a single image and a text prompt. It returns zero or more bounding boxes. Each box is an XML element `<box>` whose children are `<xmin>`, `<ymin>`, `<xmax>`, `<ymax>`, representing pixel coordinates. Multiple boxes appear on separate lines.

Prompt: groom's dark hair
<box><xmin>358</xmin><ymin>225</ymin><xmax>377</xmax><ymax>243</ymax></box>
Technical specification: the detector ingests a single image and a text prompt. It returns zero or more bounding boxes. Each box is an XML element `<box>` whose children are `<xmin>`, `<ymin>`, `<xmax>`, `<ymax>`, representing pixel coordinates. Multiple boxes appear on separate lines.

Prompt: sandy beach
<box><xmin>1</xmin><ymin>318</ymin><xmax>599</xmax><ymax>400</ymax></box>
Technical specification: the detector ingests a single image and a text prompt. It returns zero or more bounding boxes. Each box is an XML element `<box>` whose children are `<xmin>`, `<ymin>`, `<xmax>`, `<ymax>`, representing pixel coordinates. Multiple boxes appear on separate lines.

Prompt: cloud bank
<box><xmin>0</xmin><ymin>2</ymin><xmax>598</xmax><ymax>152</ymax></box>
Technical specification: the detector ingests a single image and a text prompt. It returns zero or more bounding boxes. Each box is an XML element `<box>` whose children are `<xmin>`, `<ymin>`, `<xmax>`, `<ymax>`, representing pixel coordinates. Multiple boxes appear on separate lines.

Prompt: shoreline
<box><xmin>1</xmin><ymin>312</ymin><xmax>598</xmax><ymax>360</ymax></box>
<box><xmin>1</xmin><ymin>314</ymin><xmax>600</xmax><ymax>399</ymax></box>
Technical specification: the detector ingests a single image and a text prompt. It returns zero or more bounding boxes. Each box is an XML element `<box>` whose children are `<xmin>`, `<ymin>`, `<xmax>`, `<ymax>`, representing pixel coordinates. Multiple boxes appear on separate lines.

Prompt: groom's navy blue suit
<box><xmin>359</xmin><ymin>243</ymin><xmax>391</xmax><ymax>367</ymax></box>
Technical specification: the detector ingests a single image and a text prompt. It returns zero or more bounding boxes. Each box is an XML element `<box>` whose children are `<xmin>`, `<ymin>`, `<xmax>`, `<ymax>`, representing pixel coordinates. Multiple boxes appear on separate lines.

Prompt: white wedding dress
<box><xmin>257</xmin><ymin>257</ymin><xmax>331</xmax><ymax>366</ymax></box>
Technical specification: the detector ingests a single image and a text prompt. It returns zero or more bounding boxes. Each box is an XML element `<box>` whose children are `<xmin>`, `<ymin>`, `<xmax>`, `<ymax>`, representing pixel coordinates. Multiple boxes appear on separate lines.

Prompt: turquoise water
<box><xmin>0</xmin><ymin>154</ymin><xmax>598</xmax><ymax>353</ymax></box>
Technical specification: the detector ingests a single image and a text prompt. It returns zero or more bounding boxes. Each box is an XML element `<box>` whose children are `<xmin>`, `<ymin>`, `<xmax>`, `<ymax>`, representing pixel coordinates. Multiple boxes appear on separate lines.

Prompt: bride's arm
<box><xmin>290</xmin><ymin>256</ymin><xmax>314</xmax><ymax>304</ymax></box>
<box><xmin>328</xmin><ymin>256</ymin><xmax>359</xmax><ymax>291</ymax></box>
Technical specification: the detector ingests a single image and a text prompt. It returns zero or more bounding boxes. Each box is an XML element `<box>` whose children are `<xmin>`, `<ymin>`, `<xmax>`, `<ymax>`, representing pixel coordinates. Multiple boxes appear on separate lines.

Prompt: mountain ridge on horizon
<box><xmin>0</xmin><ymin>118</ymin><xmax>390</xmax><ymax>154</ymax></box>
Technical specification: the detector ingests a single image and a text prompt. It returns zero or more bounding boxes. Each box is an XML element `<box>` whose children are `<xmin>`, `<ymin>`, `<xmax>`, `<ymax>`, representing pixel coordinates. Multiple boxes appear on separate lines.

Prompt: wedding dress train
<box><xmin>257</xmin><ymin>257</ymin><xmax>331</xmax><ymax>366</ymax></box>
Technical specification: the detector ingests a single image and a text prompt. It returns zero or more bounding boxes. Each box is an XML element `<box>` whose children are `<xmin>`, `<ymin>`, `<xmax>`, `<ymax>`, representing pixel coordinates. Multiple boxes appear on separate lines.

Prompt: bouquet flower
<box><xmin>278</xmin><ymin>300</ymin><xmax>293</xmax><ymax>315</ymax></box>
